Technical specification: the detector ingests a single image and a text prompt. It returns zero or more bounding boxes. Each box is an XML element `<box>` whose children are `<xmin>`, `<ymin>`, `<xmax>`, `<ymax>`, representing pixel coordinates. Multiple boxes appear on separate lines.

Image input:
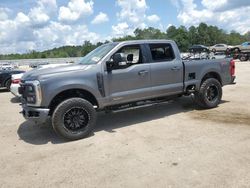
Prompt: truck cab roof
<box><xmin>114</xmin><ymin>39</ymin><xmax>174</xmax><ymax>45</ymax></box>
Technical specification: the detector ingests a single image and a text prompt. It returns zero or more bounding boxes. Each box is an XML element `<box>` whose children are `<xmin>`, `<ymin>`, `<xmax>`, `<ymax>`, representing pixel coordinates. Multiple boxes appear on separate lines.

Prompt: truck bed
<box><xmin>183</xmin><ymin>58</ymin><xmax>234</xmax><ymax>91</ymax></box>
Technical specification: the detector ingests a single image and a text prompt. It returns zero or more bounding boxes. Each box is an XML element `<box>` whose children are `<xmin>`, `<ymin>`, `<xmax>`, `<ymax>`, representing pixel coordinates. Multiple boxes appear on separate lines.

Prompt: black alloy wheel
<box><xmin>193</xmin><ymin>78</ymin><xmax>222</xmax><ymax>109</ymax></box>
<box><xmin>63</xmin><ymin>107</ymin><xmax>89</xmax><ymax>132</ymax></box>
<box><xmin>205</xmin><ymin>84</ymin><xmax>219</xmax><ymax>102</ymax></box>
<box><xmin>52</xmin><ymin>98</ymin><xmax>97</xmax><ymax>140</ymax></box>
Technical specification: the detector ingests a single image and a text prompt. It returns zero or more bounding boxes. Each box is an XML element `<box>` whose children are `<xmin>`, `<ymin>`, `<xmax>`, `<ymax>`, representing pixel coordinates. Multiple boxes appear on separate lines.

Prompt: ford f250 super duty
<box><xmin>19</xmin><ymin>40</ymin><xmax>236</xmax><ymax>140</ymax></box>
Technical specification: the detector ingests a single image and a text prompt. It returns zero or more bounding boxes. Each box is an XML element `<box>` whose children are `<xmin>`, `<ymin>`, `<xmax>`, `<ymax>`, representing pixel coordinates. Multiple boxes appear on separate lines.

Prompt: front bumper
<box><xmin>21</xmin><ymin>105</ymin><xmax>50</xmax><ymax>124</ymax></box>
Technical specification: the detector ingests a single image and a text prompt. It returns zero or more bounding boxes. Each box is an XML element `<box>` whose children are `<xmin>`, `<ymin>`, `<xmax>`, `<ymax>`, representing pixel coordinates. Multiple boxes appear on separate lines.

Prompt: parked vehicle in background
<box><xmin>210</xmin><ymin>52</ymin><xmax>227</xmax><ymax>59</ymax></box>
<box><xmin>182</xmin><ymin>53</ymin><xmax>209</xmax><ymax>60</ymax></box>
<box><xmin>232</xmin><ymin>42</ymin><xmax>250</xmax><ymax>53</ymax></box>
<box><xmin>10</xmin><ymin>73</ymin><xmax>24</xmax><ymax>97</ymax></box>
<box><xmin>209</xmin><ymin>44</ymin><xmax>232</xmax><ymax>53</ymax></box>
<box><xmin>10</xmin><ymin>64</ymin><xmax>68</xmax><ymax>97</ymax></box>
<box><xmin>29</xmin><ymin>62</ymin><xmax>49</xmax><ymax>68</ymax></box>
<box><xmin>19</xmin><ymin>40</ymin><xmax>236</xmax><ymax>140</ymax></box>
<box><xmin>0</xmin><ymin>63</ymin><xmax>14</xmax><ymax>71</ymax></box>
<box><xmin>0</xmin><ymin>70</ymin><xmax>25</xmax><ymax>90</ymax></box>
<box><xmin>189</xmin><ymin>45</ymin><xmax>209</xmax><ymax>53</ymax></box>
<box><xmin>36</xmin><ymin>63</ymin><xmax>69</xmax><ymax>69</ymax></box>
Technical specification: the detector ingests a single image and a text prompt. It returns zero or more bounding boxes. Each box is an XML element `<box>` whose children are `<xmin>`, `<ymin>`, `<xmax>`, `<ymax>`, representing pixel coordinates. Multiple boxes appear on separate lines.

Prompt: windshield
<box><xmin>78</xmin><ymin>43</ymin><xmax>117</xmax><ymax>65</ymax></box>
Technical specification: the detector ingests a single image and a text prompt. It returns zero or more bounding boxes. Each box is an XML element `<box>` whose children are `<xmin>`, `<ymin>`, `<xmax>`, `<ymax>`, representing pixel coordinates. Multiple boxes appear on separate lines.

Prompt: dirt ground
<box><xmin>0</xmin><ymin>61</ymin><xmax>250</xmax><ymax>188</ymax></box>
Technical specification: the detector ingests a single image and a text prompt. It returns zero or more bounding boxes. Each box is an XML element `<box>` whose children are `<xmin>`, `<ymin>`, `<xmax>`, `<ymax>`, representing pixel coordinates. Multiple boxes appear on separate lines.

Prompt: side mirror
<box><xmin>106</xmin><ymin>61</ymin><xmax>113</xmax><ymax>73</ymax></box>
<box><xmin>127</xmin><ymin>54</ymin><xmax>133</xmax><ymax>62</ymax></box>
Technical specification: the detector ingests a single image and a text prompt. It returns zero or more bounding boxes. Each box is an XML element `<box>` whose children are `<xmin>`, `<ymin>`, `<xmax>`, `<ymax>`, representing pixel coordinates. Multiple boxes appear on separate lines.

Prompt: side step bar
<box><xmin>104</xmin><ymin>96</ymin><xmax>180</xmax><ymax>113</ymax></box>
<box><xmin>110</xmin><ymin>101</ymin><xmax>171</xmax><ymax>113</ymax></box>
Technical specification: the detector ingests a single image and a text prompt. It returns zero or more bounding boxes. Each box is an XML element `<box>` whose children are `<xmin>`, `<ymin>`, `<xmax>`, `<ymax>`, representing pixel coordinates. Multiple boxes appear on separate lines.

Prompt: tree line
<box><xmin>1</xmin><ymin>23</ymin><xmax>249</xmax><ymax>60</ymax></box>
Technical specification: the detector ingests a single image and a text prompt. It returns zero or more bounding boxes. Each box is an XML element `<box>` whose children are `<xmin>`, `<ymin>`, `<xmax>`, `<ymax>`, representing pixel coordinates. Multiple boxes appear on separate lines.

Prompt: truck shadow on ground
<box><xmin>11</xmin><ymin>96</ymin><xmax>21</xmax><ymax>103</ymax></box>
<box><xmin>17</xmin><ymin>96</ymin><xmax>229</xmax><ymax>145</ymax></box>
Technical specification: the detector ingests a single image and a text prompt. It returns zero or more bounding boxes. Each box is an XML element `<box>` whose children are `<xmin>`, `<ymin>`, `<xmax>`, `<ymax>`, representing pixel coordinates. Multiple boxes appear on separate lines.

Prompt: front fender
<box><xmin>40</xmin><ymin>78</ymin><xmax>102</xmax><ymax>107</ymax></box>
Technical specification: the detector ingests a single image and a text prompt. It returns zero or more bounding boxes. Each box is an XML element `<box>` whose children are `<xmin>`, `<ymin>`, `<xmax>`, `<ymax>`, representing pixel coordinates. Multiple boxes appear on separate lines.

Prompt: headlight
<box><xmin>24</xmin><ymin>80</ymin><xmax>42</xmax><ymax>106</ymax></box>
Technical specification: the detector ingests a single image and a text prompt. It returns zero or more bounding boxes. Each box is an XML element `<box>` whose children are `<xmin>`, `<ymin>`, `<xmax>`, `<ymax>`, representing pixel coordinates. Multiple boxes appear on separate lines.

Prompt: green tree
<box><xmin>0</xmin><ymin>23</ymin><xmax>249</xmax><ymax>59</ymax></box>
<box><xmin>188</xmin><ymin>26</ymin><xmax>199</xmax><ymax>46</ymax></box>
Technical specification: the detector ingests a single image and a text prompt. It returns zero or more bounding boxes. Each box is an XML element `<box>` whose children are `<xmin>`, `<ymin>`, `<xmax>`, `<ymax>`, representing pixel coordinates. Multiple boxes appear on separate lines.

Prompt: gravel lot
<box><xmin>0</xmin><ymin>61</ymin><xmax>250</xmax><ymax>187</ymax></box>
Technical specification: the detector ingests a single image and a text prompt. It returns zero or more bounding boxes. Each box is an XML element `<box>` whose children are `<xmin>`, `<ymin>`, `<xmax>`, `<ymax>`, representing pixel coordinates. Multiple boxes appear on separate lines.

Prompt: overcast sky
<box><xmin>0</xmin><ymin>0</ymin><xmax>249</xmax><ymax>54</ymax></box>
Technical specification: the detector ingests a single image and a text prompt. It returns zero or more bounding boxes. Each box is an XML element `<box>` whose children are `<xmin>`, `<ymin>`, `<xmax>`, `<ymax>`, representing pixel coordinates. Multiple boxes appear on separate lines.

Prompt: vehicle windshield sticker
<box><xmin>91</xmin><ymin>57</ymin><xmax>100</xmax><ymax>62</ymax></box>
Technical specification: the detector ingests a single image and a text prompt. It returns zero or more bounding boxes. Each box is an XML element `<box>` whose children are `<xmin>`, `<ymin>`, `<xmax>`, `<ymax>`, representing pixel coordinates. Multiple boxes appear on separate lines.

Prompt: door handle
<box><xmin>138</xmin><ymin>70</ymin><xmax>148</xmax><ymax>76</ymax></box>
<box><xmin>171</xmin><ymin>66</ymin><xmax>181</xmax><ymax>71</ymax></box>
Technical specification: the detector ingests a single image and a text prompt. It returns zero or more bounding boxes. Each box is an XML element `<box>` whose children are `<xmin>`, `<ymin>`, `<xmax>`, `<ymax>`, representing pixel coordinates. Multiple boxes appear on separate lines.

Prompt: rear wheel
<box><xmin>240</xmin><ymin>55</ymin><xmax>248</xmax><ymax>61</ymax></box>
<box><xmin>193</xmin><ymin>78</ymin><xmax>222</xmax><ymax>109</ymax></box>
<box><xmin>52</xmin><ymin>98</ymin><xmax>96</xmax><ymax>140</ymax></box>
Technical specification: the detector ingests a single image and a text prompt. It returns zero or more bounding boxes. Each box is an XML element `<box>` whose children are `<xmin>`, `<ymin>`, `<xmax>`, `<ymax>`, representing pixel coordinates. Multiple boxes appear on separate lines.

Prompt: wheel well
<box><xmin>48</xmin><ymin>89</ymin><xmax>98</xmax><ymax>115</ymax></box>
<box><xmin>4</xmin><ymin>78</ymin><xmax>11</xmax><ymax>86</ymax></box>
<box><xmin>201</xmin><ymin>72</ymin><xmax>222</xmax><ymax>85</ymax></box>
<box><xmin>235</xmin><ymin>47</ymin><xmax>240</xmax><ymax>52</ymax></box>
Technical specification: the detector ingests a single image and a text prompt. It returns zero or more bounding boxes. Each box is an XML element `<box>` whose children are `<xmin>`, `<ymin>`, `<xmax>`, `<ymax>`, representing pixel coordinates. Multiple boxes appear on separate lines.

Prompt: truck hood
<box><xmin>22</xmin><ymin>64</ymin><xmax>93</xmax><ymax>81</ymax></box>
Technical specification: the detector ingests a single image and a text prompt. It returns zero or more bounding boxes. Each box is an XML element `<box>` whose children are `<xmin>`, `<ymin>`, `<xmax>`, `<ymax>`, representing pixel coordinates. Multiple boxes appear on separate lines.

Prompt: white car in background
<box><xmin>10</xmin><ymin>63</ymin><xmax>68</xmax><ymax>97</ymax></box>
<box><xmin>209</xmin><ymin>44</ymin><xmax>232</xmax><ymax>53</ymax></box>
<box><xmin>10</xmin><ymin>73</ymin><xmax>23</xmax><ymax>97</ymax></box>
<box><xmin>210</xmin><ymin>52</ymin><xmax>227</xmax><ymax>59</ymax></box>
<box><xmin>0</xmin><ymin>63</ymin><xmax>14</xmax><ymax>70</ymax></box>
<box><xmin>36</xmin><ymin>63</ymin><xmax>69</xmax><ymax>69</ymax></box>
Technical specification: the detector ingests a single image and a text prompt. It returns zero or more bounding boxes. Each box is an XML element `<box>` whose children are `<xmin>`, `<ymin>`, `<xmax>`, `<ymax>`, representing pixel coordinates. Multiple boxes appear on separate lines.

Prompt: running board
<box><xmin>105</xmin><ymin>97</ymin><xmax>177</xmax><ymax>113</ymax></box>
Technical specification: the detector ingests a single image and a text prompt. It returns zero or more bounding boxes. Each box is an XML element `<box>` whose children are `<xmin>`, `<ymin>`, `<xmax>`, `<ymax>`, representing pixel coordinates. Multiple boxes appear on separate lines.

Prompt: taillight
<box><xmin>230</xmin><ymin>59</ymin><xmax>235</xmax><ymax>76</ymax></box>
<box><xmin>12</xmin><ymin>79</ymin><xmax>21</xmax><ymax>84</ymax></box>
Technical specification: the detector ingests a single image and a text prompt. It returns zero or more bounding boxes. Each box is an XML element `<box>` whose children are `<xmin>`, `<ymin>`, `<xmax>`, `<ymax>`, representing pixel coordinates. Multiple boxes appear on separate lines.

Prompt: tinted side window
<box><xmin>149</xmin><ymin>43</ymin><xmax>175</xmax><ymax>62</ymax></box>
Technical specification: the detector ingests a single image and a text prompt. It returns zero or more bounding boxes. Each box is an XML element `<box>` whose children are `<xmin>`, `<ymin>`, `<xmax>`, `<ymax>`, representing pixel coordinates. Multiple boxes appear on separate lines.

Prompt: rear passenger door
<box><xmin>147</xmin><ymin>43</ymin><xmax>183</xmax><ymax>97</ymax></box>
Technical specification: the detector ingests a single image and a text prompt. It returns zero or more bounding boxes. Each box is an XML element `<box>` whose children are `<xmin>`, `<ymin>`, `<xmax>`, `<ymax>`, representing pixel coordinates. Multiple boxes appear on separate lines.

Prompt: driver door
<box><xmin>105</xmin><ymin>44</ymin><xmax>151</xmax><ymax>105</ymax></box>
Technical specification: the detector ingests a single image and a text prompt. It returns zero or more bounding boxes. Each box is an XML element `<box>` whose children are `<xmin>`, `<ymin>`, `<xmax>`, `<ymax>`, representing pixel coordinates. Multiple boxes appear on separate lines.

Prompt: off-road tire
<box><xmin>240</xmin><ymin>55</ymin><xmax>248</xmax><ymax>61</ymax></box>
<box><xmin>52</xmin><ymin>98</ymin><xmax>96</xmax><ymax>140</ymax></box>
<box><xmin>193</xmin><ymin>78</ymin><xmax>222</xmax><ymax>109</ymax></box>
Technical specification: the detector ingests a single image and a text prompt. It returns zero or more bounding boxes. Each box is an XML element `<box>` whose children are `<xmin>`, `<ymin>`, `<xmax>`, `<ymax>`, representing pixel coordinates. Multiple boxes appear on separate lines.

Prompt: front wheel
<box><xmin>193</xmin><ymin>78</ymin><xmax>222</xmax><ymax>109</ymax></box>
<box><xmin>52</xmin><ymin>98</ymin><xmax>97</xmax><ymax>140</ymax></box>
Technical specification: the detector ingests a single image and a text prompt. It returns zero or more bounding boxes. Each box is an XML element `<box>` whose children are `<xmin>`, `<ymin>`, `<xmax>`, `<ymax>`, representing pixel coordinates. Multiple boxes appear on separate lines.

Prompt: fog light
<box><xmin>27</xmin><ymin>96</ymin><xmax>35</xmax><ymax>103</ymax></box>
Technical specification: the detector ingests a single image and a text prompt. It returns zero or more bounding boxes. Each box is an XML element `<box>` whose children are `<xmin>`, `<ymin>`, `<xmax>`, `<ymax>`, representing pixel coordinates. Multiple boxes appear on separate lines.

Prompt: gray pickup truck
<box><xmin>19</xmin><ymin>40</ymin><xmax>236</xmax><ymax>140</ymax></box>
